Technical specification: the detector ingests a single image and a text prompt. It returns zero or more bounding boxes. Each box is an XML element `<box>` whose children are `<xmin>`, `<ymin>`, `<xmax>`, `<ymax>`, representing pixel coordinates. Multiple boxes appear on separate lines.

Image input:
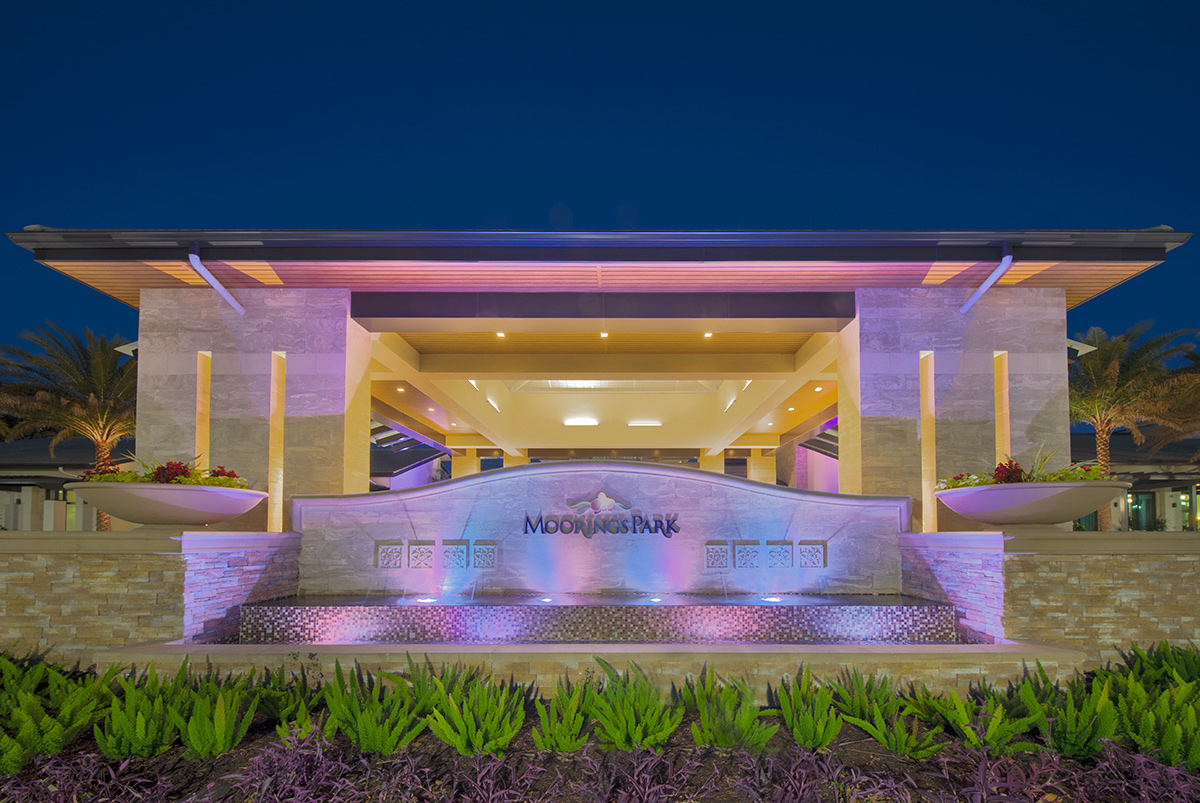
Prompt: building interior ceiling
<box><xmin>367</xmin><ymin>325</ymin><xmax>839</xmax><ymax>457</ymax></box>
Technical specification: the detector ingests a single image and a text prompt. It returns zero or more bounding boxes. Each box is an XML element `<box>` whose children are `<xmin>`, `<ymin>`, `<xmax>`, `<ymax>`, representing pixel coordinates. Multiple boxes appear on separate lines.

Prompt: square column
<box><xmin>698</xmin><ymin>451</ymin><xmax>725</xmax><ymax>474</ymax></box>
<box><xmin>452</xmin><ymin>449</ymin><xmax>480</xmax><ymax>477</ymax></box>
<box><xmin>838</xmin><ymin>287</ymin><xmax>1069</xmax><ymax>531</ymax></box>
<box><xmin>136</xmin><ymin>289</ymin><xmax>372</xmax><ymax>530</ymax></box>
<box><xmin>747</xmin><ymin>449</ymin><xmax>776</xmax><ymax>485</ymax></box>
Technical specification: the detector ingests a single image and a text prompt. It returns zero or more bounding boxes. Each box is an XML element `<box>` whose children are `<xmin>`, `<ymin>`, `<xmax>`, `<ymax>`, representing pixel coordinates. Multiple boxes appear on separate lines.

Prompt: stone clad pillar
<box><xmin>747</xmin><ymin>449</ymin><xmax>776</xmax><ymax>485</ymax></box>
<box><xmin>452</xmin><ymin>449</ymin><xmax>480</xmax><ymax>477</ymax></box>
<box><xmin>136</xmin><ymin>289</ymin><xmax>372</xmax><ymax>531</ymax></box>
<box><xmin>837</xmin><ymin>287</ymin><xmax>1069</xmax><ymax>531</ymax></box>
<box><xmin>698</xmin><ymin>451</ymin><xmax>725</xmax><ymax>474</ymax></box>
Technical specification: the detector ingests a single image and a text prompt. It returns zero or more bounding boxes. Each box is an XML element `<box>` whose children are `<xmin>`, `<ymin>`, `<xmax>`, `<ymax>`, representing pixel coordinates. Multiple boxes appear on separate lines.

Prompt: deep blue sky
<box><xmin>2</xmin><ymin>1</ymin><xmax>1196</xmax><ymax>348</ymax></box>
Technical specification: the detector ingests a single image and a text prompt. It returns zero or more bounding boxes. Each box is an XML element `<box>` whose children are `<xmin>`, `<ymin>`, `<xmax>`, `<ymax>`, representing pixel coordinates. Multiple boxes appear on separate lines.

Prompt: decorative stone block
<box><xmin>472</xmin><ymin>541</ymin><xmax>498</xmax><ymax>569</ymax></box>
<box><xmin>734</xmin><ymin>540</ymin><xmax>760</xmax><ymax>569</ymax></box>
<box><xmin>408</xmin><ymin>540</ymin><xmax>435</xmax><ymax>569</ymax></box>
<box><xmin>796</xmin><ymin>542</ymin><xmax>827</xmax><ymax>569</ymax></box>
<box><xmin>441</xmin><ymin>539</ymin><xmax>468</xmax><ymax>569</ymax></box>
<box><xmin>705</xmin><ymin>541</ymin><xmax>730</xmax><ymax>569</ymax></box>
<box><xmin>375</xmin><ymin>542</ymin><xmax>404</xmax><ymax>569</ymax></box>
<box><xmin>767</xmin><ymin>540</ymin><xmax>793</xmax><ymax>569</ymax></box>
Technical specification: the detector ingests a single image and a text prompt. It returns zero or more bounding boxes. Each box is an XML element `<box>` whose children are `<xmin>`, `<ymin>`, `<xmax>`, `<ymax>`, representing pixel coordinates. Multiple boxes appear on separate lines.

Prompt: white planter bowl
<box><xmin>64</xmin><ymin>482</ymin><xmax>268</xmax><ymax>526</ymax></box>
<box><xmin>934</xmin><ymin>481</ymin><xmax>1131</xmax><ymax>526</ymax></box>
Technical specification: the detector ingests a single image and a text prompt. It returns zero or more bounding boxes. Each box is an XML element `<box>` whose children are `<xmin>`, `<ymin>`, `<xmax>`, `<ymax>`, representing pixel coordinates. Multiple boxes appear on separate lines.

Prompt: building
<box><xmin>6</xmin><ymin>226</ymin><xmax>1190</xmax><ymax>533</ymax></box>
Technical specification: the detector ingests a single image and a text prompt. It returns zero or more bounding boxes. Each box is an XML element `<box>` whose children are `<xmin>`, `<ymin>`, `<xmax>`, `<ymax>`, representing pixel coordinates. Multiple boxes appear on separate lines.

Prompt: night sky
<box><xmin>2</xmin><ymin>1</ymin><xmax>1196</xmax><ymax>347</ymax></box>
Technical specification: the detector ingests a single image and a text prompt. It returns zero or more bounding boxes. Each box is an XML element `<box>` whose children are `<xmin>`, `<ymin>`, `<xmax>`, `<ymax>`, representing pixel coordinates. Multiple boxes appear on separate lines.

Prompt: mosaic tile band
<box><xmin>238</xmin><ymin>598</ymin><xmax>959</xmax><ymax>645</ymax></box>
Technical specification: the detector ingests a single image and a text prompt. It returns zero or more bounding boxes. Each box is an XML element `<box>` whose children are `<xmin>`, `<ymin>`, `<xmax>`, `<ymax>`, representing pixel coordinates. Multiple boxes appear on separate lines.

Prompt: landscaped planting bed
<box><xmin>1</xmin><ymin>644</ymin><xmax>1198</xmax><ymax>802</ymax></box>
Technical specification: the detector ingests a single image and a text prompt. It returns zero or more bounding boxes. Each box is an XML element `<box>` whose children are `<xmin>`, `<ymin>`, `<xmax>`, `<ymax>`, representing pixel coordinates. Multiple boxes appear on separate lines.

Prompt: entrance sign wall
<box><xmin>292</xmin><ymin>461</ymin><xmax>911</xmax><ymax>596</ymax></box>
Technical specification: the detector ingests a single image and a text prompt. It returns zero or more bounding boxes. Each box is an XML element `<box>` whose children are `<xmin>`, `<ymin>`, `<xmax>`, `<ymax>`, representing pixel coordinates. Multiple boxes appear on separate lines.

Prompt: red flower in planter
<box><xmin>150</xmin><ymin>461</ymin><xmax>195</xmax><ymax>484</ymax></box>
<box><xmin>992</xmin><ymin>459</ymin><xmax>1027</xmax><ymax>484</ymax></box>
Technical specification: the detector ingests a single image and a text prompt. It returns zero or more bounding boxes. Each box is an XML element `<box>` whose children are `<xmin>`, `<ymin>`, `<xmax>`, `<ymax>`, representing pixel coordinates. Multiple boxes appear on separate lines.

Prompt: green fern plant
<box><xmin>585</xmin><ymin>658</ymin><xmax>683</xmax><ymax>752</ymax></box>
<box><xmin>680</xmin><ymin>667</ymin><xmax>777</xmax><ymax>753</ymax></box>
<box><xmin>831</xmin><ymin>668</ymin><xmax>901</xmax><ymax>721</ymax></box>
<box><xmin>1023</xmin><ymin>677</ymin><xmax>1117</xmax><ymax>759</ymax></box>
<box><xmin>532</xmin><ymin>676</ymin><xmax>591</xmax><ymax>753</ymax></box>
<box><xmin>93</xmin><ymin>683</ymin><xmax>181</xmax><ymax>759</ymax></box>
<box><xmin>845</xmin><ymin>703</ymin><xmax>948</xmax><ymax>760</ymax></box>
<box><xmin>169</xmin><ymin>689</ymin><xmax>260</xmax><ymax>760</ymax></box>
<box><xmin>772</xmin><ymin>672</ymin><xmax>843</xmax><ymax>751</ymax></box>
<box><xmin>910</xmin><ymin>689</ymin><xmax>1039</xmax><ymax>755</ymax></box>
<box><xmin>403</xmin><ymin>653</ymin><xmax>481</xmax><ymax>715</ymax></box>
<box><xmin>321</xmin><ymin>660</ymin><xmax>428</xmax><ymax>755</ymax></box>
<box><xmin>1116</xmin><ymin>671</ymin><xmax>1200</xmax><ymax>772</ymax></box>
<box><xmin>426</xmin><ymin>676</ymin><xmax>528</xmax><ymax>757</ymax></box>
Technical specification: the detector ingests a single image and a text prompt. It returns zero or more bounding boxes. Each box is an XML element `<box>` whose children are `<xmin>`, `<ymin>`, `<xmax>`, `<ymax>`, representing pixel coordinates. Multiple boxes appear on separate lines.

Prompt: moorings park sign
<box><xmin>523</xmin><ymin>490</ymin><xmax>681</xmax><ymax>538</ymax></box>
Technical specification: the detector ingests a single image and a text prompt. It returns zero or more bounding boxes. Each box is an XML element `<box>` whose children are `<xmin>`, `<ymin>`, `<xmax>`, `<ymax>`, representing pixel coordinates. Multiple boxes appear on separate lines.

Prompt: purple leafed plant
<box><xmin>573</xmin><ymin>748</ymin><xmax>719</xmax><ymax>803</ymax></box>
<box><xmin>728</xmin><ymin>747</ymin><xmax>846</xmax><ymax>803</ymax></box>
<box><xmin>0</xmin><ymin>753</ymin><xmax>174</xmax><ymax>803</ymax></box>
<box><xmin>440</xmin><ymin>752</ymin><xmax>558</xmax><ymax>803</ymax></box>
<box><xmin>924</xmin><ymin>742</ymin><xmax>1079</xmax><ymax>803</ymax></box>
<box><xmin>1077</xmin><ymin>741</ymin><xmax>1200</xmax><ymax>803</ymax></box>
<box><xmin>215</xmin><ymin>731</ymin><xmax>365</xmax><ymax>803</ymax></box>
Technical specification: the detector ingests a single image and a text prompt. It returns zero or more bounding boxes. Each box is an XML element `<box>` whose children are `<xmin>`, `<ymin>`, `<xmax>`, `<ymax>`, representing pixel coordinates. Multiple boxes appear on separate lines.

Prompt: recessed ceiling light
<box><xmin>396</xmin><ymin>387</ymin><xmax>406</xmax><ymax>392</ymax></box>
<box><xmin>628</xmin><ymin>420</ymin><xmax>662</xmax><ymax>427</ymax></box>
<box><xmin>428</xmin><ymin>408</ymin><xmax>434</xmax><ymax>412</ymax></box>
<box><xmin>724</xmin><ymin>398</ymin><xmax>736</xmax><ymax>412</ymax></box>
<box><xmin>496</xmin><ymin>332</ymin><xmax>505</xmax><ymax>338</ymax></box>
<box><xmin>767</xmin><ymin>422</ymin><xmax>773</xmax><ymax>426</ymax></box>
<box><xmin>703</xmin><ymin>332</ymin><xmax>713</xmax><ymax>338</ymax></box>
<box><xmin>565</xmin><ymin>416</ymin><xmax>599</xmax><ymax>426</ymax></box>
<box><xmin>600</xmin><ymin>332</ymin><xmax>608</xmax><ymax>338</ymax></box>
<box><xmin>743</xmin><ymin>380</ymin><xmax>752</xmax><ymax>390</ymax></box>
<box><xmin>468</xmin><ymin>380</ymin><xmax>478</xmax><ymax>391</ymax></box>
<box><xmin>814</xmin><ymin>386</ymin><xmax>823</xmax><ymax>392</ymax></box>
<box><xmin>487</xmin><ymin>398</ymin><xmax>500</xmax><ymax>412</ymax></box>
<box><xmin>788</xmin><ymin>407</ymin><xmax>795</xmax><ymax>412</ymax></box>
<box><xmin>451</xmin><ymin>423</ymin><xmax>456</xmax><ymax>427</ymax></box>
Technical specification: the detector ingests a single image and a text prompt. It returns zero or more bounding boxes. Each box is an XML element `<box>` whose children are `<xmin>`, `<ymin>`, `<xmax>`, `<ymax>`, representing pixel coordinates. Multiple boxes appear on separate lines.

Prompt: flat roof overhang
<box><xmin>6</xmin><ymin>227</ymin><xmax>1190</xmax><ymax>310</ymax></box>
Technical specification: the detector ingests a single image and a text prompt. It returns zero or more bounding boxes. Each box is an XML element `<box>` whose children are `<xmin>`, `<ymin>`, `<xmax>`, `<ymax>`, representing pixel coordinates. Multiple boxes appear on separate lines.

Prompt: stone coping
<box><xmin>0</xmin><ymin>529</ymin><xmax>301</xmax><ymax>554</ymax></box>
<box><xmin>900</xmin><ymin>530</ymin><xmax>1200</xmax><ymax>555</ymax></box>
<box><xmin>291</xmin><ymin>459</ymin><xmax>913</xmax><ymax>532</ymax></box>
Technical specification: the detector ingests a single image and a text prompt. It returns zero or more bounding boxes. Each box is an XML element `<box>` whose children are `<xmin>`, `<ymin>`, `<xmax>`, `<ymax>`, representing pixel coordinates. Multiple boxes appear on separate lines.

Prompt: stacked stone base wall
<box><xmin>0</xmin><ymin>531</ymin><xmax>299</xmax><ymax>663</ymax></box>
<box><xmin>901</xmin><ymin>531</ymin><xmax>1200</xmax><ymax>668</ymax></box>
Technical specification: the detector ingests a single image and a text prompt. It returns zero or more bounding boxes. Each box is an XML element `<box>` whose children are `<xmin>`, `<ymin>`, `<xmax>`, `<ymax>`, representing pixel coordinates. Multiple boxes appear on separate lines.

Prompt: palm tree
<box><xmin>1068</xmin><ymin>323</ymin><xmax>1198</xmax><ymax>530</ymax></box>
<box><xmin>0</xmin><ymin>323</ymin><xmax>137</xmax><ymax>531</ymax></box>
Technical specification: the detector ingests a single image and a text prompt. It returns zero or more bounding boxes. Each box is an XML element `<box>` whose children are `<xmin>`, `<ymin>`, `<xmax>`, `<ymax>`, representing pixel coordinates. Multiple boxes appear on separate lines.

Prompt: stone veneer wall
<box><xmin>901</xmin><ymin>531</ymin><xmax>1200</xmax><ymax>667</ymax></box>
<box><xmin>95</xmin><ymin>643</ymin><xmax>1084</xmax><ymax>698</ymax></box>
<box><xmin>136</xmin><ymin>288</ymin><xmax>372</xmax><ymax>530</ymax></box>
<box><xmin>0</xmin><ymin>531</ymin><xmax>299</xmax><ymax>661</ymax></box>
<box><xmin>0</xmin><ymin>550</ymin><xmax>184</xmax><ymax>658</ymax></box>
<box><xmin>838</xmin><ymin>287</ymin><xmax>1070</xmax><ymax>531</ymax></box>
<box><xmin>1003</xmin><ymin>552</ymin><xmax>1200</xmax><ymax>667</ymax></box>
<box><xmin>182</xmin><ymin>547</ymin><xmax>300</xmax><ymax>644</ymax></box>
<box><xmin>901</xmin><ymin>547</ymin><xmax>1004</xmax><ymax>643</ymax></box>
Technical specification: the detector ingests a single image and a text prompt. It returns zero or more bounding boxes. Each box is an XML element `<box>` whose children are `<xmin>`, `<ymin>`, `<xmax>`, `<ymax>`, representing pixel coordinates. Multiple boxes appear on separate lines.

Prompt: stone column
<box><xmin>698</xmin><ymin>451</ymin><xmax>725</xmax><ymax>474</ymax></box>
<box><xmin>452</xmin><ymin>449</ymin><xmax>480</xmax><ymax>477</ymax></box>
<box><xmin>837</xmin><ymin>287</ymin><xmax>1069</xmax><ymax>531</ymax></box>
<box><xmin>136</xmin><ymin>289</ymin><xmax>372</xmax><ymax>531</ymax></box>
<box><xmin>747</xmin><ymin>449</ymin><xmax>776</xmax><ymax>485</ymax></box>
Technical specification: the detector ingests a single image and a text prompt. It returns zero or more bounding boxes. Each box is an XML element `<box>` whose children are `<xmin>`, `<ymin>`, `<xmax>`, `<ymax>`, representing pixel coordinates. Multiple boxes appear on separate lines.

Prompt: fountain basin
<box><xmin>238</xmin><ymin>593</ymin><xmax>960</xmax><ymax>645</ymax></box>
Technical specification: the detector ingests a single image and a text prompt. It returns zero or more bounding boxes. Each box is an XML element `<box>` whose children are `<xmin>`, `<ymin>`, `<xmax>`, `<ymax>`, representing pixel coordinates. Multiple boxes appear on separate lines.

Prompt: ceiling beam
<box><xmin>413</xmin><ymin>353</ymin><xmax>798</xmax><ymax>379</ymax></box>
<box><xmin>704</xmin><ymin>333</ymin><xmax>838</xmax><ymax>456</ymax></box>
<box><xmin>371</xmin><ymin>334</ymin><xmax>523</xmax><ymax>456</ymax></box>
